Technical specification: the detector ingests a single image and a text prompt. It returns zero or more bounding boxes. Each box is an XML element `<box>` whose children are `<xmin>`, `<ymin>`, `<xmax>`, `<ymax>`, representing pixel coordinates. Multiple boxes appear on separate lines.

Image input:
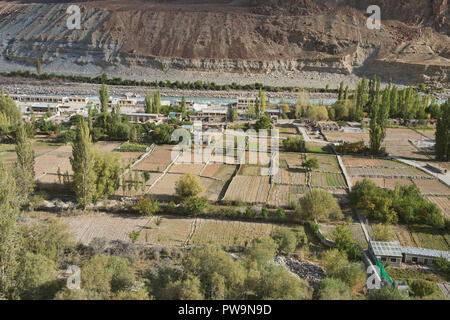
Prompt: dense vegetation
<box><xmin>349</xmin><ymin>179</ymin><xmax>446</xmax><ymax>228</ymax></box>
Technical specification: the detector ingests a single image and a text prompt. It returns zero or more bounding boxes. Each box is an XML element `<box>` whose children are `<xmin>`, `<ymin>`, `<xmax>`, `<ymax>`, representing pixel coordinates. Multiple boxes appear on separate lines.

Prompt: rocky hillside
<box><xmin>0</xmin><ymin>0</ymin><xmax>448</xmax><ymax>86</ymax></box>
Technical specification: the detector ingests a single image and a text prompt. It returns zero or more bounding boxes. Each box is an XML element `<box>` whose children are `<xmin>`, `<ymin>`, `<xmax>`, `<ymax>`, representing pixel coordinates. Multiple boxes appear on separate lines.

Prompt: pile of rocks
<box><xmin>274</xmin><ymin>256</ymin><xmax>326</xmax><ymax>285</ymax></box>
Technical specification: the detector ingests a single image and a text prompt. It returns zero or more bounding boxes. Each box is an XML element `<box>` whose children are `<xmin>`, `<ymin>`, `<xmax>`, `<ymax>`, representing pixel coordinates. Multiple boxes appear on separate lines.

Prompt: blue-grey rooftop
<box><xmin>370</xmin><ymin>241</ymin><xmax>403</xmax><ymax>257</ymax></box>
<box><xmin>401</xmin><ymin>247</ymin><xmax>450</xmax><ymax>261</ymax></box>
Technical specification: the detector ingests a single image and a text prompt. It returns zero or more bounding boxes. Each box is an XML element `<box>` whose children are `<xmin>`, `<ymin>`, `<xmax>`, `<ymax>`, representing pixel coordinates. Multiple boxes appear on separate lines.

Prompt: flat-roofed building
<box><xmin>190</xmin><ymin>107</ymin><xmax>228</xmax><ymax>122</ymax></box>
<box><xmin>402</xmin><ymin>247</ymin><xmax>449</xmax><ymax>266</ymax></box>
<box><xmin>369</xmin><ymin>241</ymin><xmax>403</xmax><ymax>266</ymax></box>
<box><xmin>67</xmin><ymin>96</ymin><xmax>89</xmax><ymax>104</ymax></box>
<box><xmin>122</xmin><ymin>112</ymin><xmax>162</xmax><ymax>124</ymax></box>
<box><xmin>11</xmin><ymin>94</ymin><xmax>68</xmax><ymax>104</ymax></box>
<box><xmin>28</xmin><ymin>103</ymin><xmax>61</xmax><ymax>115</ymax></box>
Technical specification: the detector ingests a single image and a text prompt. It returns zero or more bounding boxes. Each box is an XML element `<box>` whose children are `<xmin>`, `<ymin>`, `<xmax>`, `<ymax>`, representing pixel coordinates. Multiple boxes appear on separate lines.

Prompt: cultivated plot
<box><xmin>306</xmin><ymin>154</ymin><xmax>341</xmax><ymax>172</ymax></box>
<box><xmin>384</xmin><ymin>128</ymin><xmax>432</xmax><ymax>160</ymax></box>
<box><xmin>134</xmin><ymin>145</ymin><xmax>175</xmax><ymax>172</ymax></box>
<box><xmin>412</xmin><ymin>179</ymin><xmax>450</xmax><ymax>195</ymax></box>
<box><xmin>191</xmin><ymin>219</ymin><xmax>277</xmax><ymax>246</ymax></box>
<box><xmin>272</xmin><ymin>168</ymin><xmax>307</xmax><ymax>185</ymax></box>
<box><xmin>224</xmin><ymin>175</ymin><xmax>271</xmax><ymax>204</ymax></box>
<box><xmin>138</xmin><ymin>216</ymin><xmax>193</xmax><ymax>246</ymax></box>
<box><xmin>426</xmin><ymin>197</ymin><xmax>450</xmax><ymax>219</ymax></box>
<box><xmin>310</xmin><ymin>172</ymin><xmax>347</xmax><ymax>188</ymax></box>
<box><xmin>60</xmin><ymin>213</ymin><xmax>152</xmax><ymax>244</ymax></box>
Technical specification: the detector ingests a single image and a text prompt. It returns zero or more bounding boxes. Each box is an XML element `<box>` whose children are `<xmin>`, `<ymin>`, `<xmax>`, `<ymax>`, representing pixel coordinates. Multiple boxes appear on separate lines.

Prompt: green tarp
<box><xmin>376</xmin><ymin>259</ymin><xmax>393</xmax><ymax>285</ymax></box>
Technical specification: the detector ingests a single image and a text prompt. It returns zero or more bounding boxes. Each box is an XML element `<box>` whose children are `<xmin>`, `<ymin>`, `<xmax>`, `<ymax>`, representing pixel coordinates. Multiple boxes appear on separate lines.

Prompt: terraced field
<box><xmin>191</xmin><ymin>219</ymin><xmax>277</xmax><ymax>246</ymax></box>
<box><xmin>426</xmin><ymin>197</ymin><xmax>450</xmax><ymax>219</ymax></box>
<box><xmin>224</xmin><ymin>175</ymin><xmax>270</xmax><ymax>204</ymax></box>
<box><xmin>306</xmin><ymin>154</ymin><xmax>341</xmax><ymax>173</ymax></box>
<box><xmin>272</xmin><ymin>168</ymin><xmax>307</xmax><ymax>185</ymax></box>
<box><xmin>310</xmin><ymin>172</ymin><xmax>347</xmax><ymax>187</ymax></box>
<box><xmin>347</xmin><ymin>166</ymin><xmax>431</xmax><ymax>178</ymax></box>
<box><xmin>169</xmin><ymin>163</ymin><xmax>204</xmax><ymax>175</ymax></box>
<box><xmin>342</xmin><ymin>157</ymin><xmax>408</xmax><ymax>168</ymax></box>
<box><xmin>412</xmin><ymin>179</ymin><xmax>450</xmax><ymax>195</ymax></box>
<box><xmin>279</xmin><ymin>152</ymin><xmax>303</xmax><ymax>169</ymax></box>
<box><xmin>134</xmin><ymin>145</ymin><xmax>175</xmax><ymax>172</ymax></box>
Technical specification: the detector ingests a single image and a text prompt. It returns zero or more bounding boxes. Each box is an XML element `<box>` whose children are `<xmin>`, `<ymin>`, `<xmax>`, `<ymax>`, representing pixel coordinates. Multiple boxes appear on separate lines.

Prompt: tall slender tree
<box><xmin>35</xmin><ymin>58</ymin><xmax>42</xmax><ymax>75</ymax></box>
<box><xmin>154</xmin><ymin>90</ymin><xmax>161</xmax><ymax>114</ymax></box>
<box><xmin>99</xmin><ymin>83</ymin><xmax>109</xmax><ymax>128</ymax></box>
<box><xmin>70</xmin><ymin>119</ymin><xmax>96</xmax><ymax>209</ymax></box>
<box><xmin>15</xmin><ymin>124</ymin><xmax>35</xmax><ymax>199</ymax></box>
<box><xmin>435</xmin><ymin>99</ymin><xmax>450</xmax><ymax>161</ymax></box>
<box><xmin>181</xmin><ymin>96</ymin><xmax>187</xmax><ymax>119</ymax></box>
<box><xmin>145</xmin><ymin>93</ymin><xmax>153</xmax><ymax>114</ymax></box>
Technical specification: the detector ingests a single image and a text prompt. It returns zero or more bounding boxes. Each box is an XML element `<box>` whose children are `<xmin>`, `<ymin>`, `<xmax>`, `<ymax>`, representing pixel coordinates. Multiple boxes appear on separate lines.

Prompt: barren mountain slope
<box><xmin>0</xmin><ymin>0</ymin><xmax>448</xmax><ymax>86</ymax></box>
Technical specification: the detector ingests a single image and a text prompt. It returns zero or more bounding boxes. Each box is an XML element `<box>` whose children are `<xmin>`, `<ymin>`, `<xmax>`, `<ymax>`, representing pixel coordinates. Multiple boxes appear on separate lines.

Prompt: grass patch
<box><xmin>408</xmin><ymin>225</ymin><xmax>450</xmax><ymax>251</ymax></box>
<box><xmin>307</xmin><ymin>147</ymin><xmax>328</xmax><ymax>153</ymax></box>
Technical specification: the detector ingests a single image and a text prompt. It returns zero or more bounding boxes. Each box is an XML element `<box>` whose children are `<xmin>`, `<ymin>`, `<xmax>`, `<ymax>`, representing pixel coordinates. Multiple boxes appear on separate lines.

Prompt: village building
<box><xmin>121</xmin><ymin>112</ymin><xmax>162</xmax><ymax>124</ymax></box>
<box><xmin>369</xmin><ymin>240</ymin><xmax>450</xmax><ymax>267</ymax></box>
<box><xmin>402</xmin><ymin>247</ymin><xmax>450</xmax><ymax>266</ymax></box>
<box><xmin>368</xmin><ymin>241</ymin><xmax>403</xmax><ymax>266</ymax></box>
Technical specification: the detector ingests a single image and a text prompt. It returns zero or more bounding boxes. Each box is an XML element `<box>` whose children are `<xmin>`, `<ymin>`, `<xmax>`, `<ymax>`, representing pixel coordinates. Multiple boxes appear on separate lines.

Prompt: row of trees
<box><xmin>145</xmin><ymin>91</ymin><xmax>162</xmax><ymax>114</ymax></box>
<box><xmin>2</xmin><ymin>70</ymin><xmax>360</xmax><ymax>93</ymax></box>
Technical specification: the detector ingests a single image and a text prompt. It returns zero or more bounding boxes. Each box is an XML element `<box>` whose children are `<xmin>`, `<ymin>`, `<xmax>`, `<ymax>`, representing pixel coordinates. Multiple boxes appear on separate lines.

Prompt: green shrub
<box><xmin>132</xmin><ymin>198</ymin><xmax>160</xmax><ymax>216</ymax></box>
<box><xmin>315</xmin><ymin>278</ymin><xmax>353</xmax><ymax>300</ymax></box>
<box><xmin>410</xmin><ymin>279</ymin><xmax>436</xmax><ymax>297</ymax></box>
<box><xmin>277</xmin><ymin>208</ymin><xmax>285</xmax><ymax>219</ymax></box>
<box><xmin>271</xmin><ymin>228</ymin><xmax>298</xmax><ymax>253</ymax></box>
<box><xmin>181</xmin><ymin>197</ymin><xmax>207</xmax><ymax>216</ymax></box>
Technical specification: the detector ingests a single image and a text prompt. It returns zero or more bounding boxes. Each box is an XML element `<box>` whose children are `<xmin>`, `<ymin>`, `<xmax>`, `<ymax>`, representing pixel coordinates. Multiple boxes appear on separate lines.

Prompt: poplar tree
<box><xmin>70</xmin><ymin>119</ymin><xmax>96</xmax><ymax>209</ymax></box>
<box><xmin>258</xmin><ymin>89</ymin><xmax>266</xmax><ymax>118</ymax></box>
<box><xmin>435</xmin><ymin>100</ymin><xmax>450</xmax><ymax>161</ymax></box>
<box><xmin>154</xmin><ymin>90</ymin><xmax>161</xmax><ymax>114</ymax></box>
<box><xmin>181</xmin><ymin>96</ymin><xmax>187</xmax><ymax>119</ymax></box>
<box><xmin>15</xmin><ymin>124</ymin><xmax>35</xmax><ymax>199</ymax></box>
<box><xmin>35</xmin><ymin>58</ymin><xmax>41</xmax><ymax>75</ymax></box>
<box><xmin>145</xmin><ymin>93</ymin><xmax>153</xmax><ymax>113</ymax></box>
<box><xmin>338</xmin><ymin>81</ymin><xmax>345</xmax><ymax>101</ymax></box>
<box><xmin>99</xmin><ymin>83</ymin><xmax>109</xmax><ymax>128</ymax></box>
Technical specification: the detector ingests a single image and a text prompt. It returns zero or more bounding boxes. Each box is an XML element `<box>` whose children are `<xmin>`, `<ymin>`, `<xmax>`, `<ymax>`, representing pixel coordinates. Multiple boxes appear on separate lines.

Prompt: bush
<box><xmin>371</xmin><ymin>224</ymin><xmax>394</xmax><ymax>241</ymax></box>
<box><xmin>271</xmin><ymin>228</ymin><xmax>299</xmax><ymax>253</ymax></box>
<box><xmin>433</xmin><ymin>257</ymin><xmax>450</xmax><ymax>280</ymax></box>
<box><xmin>132</xmin><ymin>198</ymin><xmax>160</xmax><ymax>216</ymax></box>
<box><xmin>410</xmin><ymin>279</ymin><xmax>436</xmax><ymax>297</ymax></box>
<box><xmin>261</xmin><ymin>207</ymin><xmax>269</xmax><ymax>219</ymax></box>
<box><xmin>245</xmin><ymin>206</ymin><xmax>255</xmax><ymax>218</ymax></box>
<box><xmin>322</xmin><ymin>249</ymin><xmax>365</xmax><ymax>289</ymax></box>
<box><xmin>315</xmin><ymin>278</ymin><xmax>353</xmax><ymax>300</ymax></box>
<box><xmin>332</xmin><ymin>225</ymin><xmax>362</xmax><ymax>261</ymax></box>
<box><xmin>175</xmin><ymin>173</ymin><xmax>205</xmax><ymax>199</ymax></box>
<box><xmin>181</xmin><ymin>197</ymin><xmax>207</xmax><ymax>216</ymax></box>
<box><xmin>296</xmin><ymin>189</ymin><xmax>343</xmax><ymax>221</ymax></box>
<box><xmin>368</xmin><ymin>287</ymin><xmax>408</xmax><ymax>300</ymax></box>
<box><xmin>282</xmin><ymin>137</ymin><xmax>306</xmax><ymax>152</ymax></box>
<box><xmin>277</xmin><ymin>208</ymin><xmax>285</xmax><ymax>219</ymax></box>
<box><xmin>301</xmin><ymin>158</ymin><xmax>319</xmax><ymax>172</ymax></box>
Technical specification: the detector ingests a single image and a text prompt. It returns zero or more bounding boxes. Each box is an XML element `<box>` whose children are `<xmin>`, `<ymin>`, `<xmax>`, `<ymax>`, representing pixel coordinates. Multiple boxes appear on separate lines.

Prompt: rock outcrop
<box><xmin>0</xmin><ymin>0</ymin><xmax>448</xmax><ymax>86</ymax></box>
